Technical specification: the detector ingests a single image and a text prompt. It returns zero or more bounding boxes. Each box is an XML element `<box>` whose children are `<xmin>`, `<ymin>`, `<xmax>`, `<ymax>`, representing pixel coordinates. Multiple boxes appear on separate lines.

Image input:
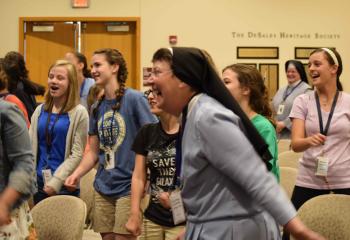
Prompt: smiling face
<box><xmin>91</xmin><ymin>53</ymin><xmax>118</xmax><ymax>86</ymax></box>
<box><xmin>286</xmin><ymin>64</ymin><xmax>301</xmax><ymax>84</ymax></box>
<box><xmin>48</xmin><ymin>66</ymin><xmax>69</xmax><ymax>101</ymax></box>
<box><xmin>149</xmin><ymin>60</ymin><xmax>183</xmax><ymax>115</ymax></box>
<box><xmin>145</xmin><ymin>89</ymin><xmax>163</xmax><ymax>116</ymax></box>
<box><xmin>308</xmin><ymin>51</ymin><xmax>338</xmax><ymax>88</ymax></box>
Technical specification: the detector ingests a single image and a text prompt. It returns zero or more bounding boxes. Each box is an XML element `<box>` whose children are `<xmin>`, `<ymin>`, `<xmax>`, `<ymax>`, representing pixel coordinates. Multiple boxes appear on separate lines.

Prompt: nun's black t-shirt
<box><xmin>132</xmin><ymin>122</ymin><xmax>184</xmax><ymax>227</ymax></box>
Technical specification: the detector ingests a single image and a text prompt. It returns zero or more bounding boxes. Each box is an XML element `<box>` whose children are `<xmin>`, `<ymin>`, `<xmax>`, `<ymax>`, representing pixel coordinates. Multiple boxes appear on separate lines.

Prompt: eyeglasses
<box><xmin>144</xmin><ymin>89</ymin><xmax>153</xmax><ymax>98</ymax></box>
<box><xmin>150</xmin><ymin>69</ymin><xmax>172</xmax><ymax>77</ymax></box>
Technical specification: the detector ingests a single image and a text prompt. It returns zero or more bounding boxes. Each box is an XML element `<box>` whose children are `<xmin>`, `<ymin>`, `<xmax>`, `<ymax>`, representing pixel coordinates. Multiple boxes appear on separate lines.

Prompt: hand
<box><xmin>292</xmin><ymin>228</ymin><xmax>326</xmax><ymax>240</ymax></box>
<box><xmin>0</xmin><ymin>199</ymin><xmax>11</xmax><ymax>226</ymax></box>
<box><xmin>285</xmin><ymin>217</ymin><xmax>326</xmax><ymax>240</ymax></box>
<box><xmin>158</xmin><ymin>192</ymin><xmax>171</xmax><ymax>209</ymax></box>
<box><xmin>307</xmin><ymin>133</ymin><xmax>326</xmax><ymax>147</ymax></box>
<box><xmin>125</xmin><ymin>214</ymin><xmax>142</xmax><ymax>236</ymax></box>
<box><xmin>43</xmin><ymin>186</ymin><xmax>57</xmax><ymax>196</ymax></box>
<box><xmin>173</xmin><ymin>228</ymin><xmax>185</xmax><ymax>240</ymax></box>
<box><xmin>276</xmin><ymin>121</ymin><xmax>286</xmax><ymax>133</ymax></box>
<box><xmin>64</xmin><ymin>174</ymin><xmax>80</xmax><ymax>192</ymax></box>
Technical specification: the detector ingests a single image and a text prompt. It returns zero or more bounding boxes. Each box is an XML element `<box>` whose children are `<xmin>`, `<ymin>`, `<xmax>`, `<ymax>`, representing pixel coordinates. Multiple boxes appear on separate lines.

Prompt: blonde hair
<box><xmin>44</xmin><ymin>60</ymin><xmax>79</xmax><ymax>113</ymax></box>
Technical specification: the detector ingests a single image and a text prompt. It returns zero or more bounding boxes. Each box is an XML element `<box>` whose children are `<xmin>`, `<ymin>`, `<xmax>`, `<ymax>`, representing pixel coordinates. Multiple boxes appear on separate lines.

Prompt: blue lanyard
<box><xmin>315</xmin><ymin>91</ymin><xmax>339</xmax><ymax>136</ymax></box>
<box><xmin>45</xmin><ymin>112</ymin><xmax>61</xmax><ymax>151</ymax></box>
<box><xmin>283</xmin><ymin>81</ymin><xmax>303</xmax><ymax>101</ymax></box>
<box><xmin>101</xmin><ymin>106</ymin><xmax>117</xmax><ymax>148</ymax></box>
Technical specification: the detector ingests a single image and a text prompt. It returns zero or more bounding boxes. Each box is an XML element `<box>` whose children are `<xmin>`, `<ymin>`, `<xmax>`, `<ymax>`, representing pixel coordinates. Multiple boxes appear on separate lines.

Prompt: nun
<box><xmin>148</xmin><ymin>47</ymin><xmax>325</xmax><ymax>240</ymax></box>
<box><xmin>272</xmin><ymin>60</ymin><xmax>310</xmax><ymax>139</ymax></box>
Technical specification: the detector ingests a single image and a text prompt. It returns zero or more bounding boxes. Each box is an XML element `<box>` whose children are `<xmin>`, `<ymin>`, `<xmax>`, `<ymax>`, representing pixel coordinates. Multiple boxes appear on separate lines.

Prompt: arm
<box><xmin>0</xmin><ymin>104</ymin><xmax>35</xmax><ymax>225</ymax></box>
<box><xmin>46</xmin><ymin>109</ymin><xmax>89</xmax><ymax>193</ymax></box>
<box><xmin>291</xmin><ymin>118</ymin><xmax>326</xmax><ymax>152</ymax></box>
<box><xmin>285</xmin><ymin>217</ymin><xmax>326</xmax><ymax>240</ymax></box>
<box><xmin>125</xmin><ymin>154</ymin><xmax>147</xmax><ymax>236</ymax></box>
<box><xmin>65</xmin><ymin>135</ymin><xmax>100</xmax><ymax>188</ymax></box>
<box><xmin>197</xmin><ymin>109</ymin><xmax>296</xmax><ymax>225</ymax></box>
<box><xmin>0</xmin><ymin>188</ymin><xmax>21</xmax><ymax>226</ymax></box>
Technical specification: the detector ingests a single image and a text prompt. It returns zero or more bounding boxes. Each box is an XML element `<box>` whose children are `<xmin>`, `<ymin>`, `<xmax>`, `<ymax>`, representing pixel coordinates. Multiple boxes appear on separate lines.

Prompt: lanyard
<box><xmin>315</xmin><ymin>91</ymin><xmax>339</xmax><ymax>136</ymax></box>
<box><xmin>283</xmin><ymin>81</ymin><xmax>303</xmax><ymax>101</ymax></box>
<box><xmin>79</xmin><ymin>78</ymin><xmax>87</xmax><ymax>98</ymax></box>
<box><xmin>101</xmin><ymin>106</ymin><xmax>117</xmax><ymax>148</ymax></box>
<box><xmin>45</xmin><ymin>112</ymin><xmax>61</xmax><ymax>151</ymax></box>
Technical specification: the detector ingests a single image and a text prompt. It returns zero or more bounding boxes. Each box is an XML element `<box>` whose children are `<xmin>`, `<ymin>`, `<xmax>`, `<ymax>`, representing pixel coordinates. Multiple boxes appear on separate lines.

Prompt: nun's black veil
<box><xmin>170</xmin><ymin>47</ymin><xmax>272</xmax><ymax>168</ymax></box>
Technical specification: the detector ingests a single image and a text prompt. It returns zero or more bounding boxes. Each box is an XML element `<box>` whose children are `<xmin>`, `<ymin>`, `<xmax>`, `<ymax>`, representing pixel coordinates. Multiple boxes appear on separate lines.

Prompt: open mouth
<box><xmin>311</xmin><ymin>73</ymin><xmax>320</xmax><ymax>79</ymax></box>
<box><xmin>50</xmin><ymin>86</ymin><xmax>59</xmax><ymax>91</ymax></box>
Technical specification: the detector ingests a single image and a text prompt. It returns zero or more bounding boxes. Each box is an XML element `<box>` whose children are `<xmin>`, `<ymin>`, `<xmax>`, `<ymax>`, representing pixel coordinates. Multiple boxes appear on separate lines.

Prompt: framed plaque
<box><xmin>237</xmin><ymin>47</ymin><xmax>279</xmax><ymax>59</ymax></box>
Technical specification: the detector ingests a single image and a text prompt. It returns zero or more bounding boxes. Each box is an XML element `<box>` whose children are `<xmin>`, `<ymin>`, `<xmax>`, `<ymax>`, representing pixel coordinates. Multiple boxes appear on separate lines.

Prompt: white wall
<box><xmin>1</xmin><ymin>0</ymin><xmax>349</xmax><ymax>90</ymax></box>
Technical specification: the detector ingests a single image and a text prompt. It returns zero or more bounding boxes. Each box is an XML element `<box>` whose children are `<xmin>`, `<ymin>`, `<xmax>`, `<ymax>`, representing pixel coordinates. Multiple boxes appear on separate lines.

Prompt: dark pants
<box><xmin>282</xmin><ymin>186</ymin><xmax>350</xmax><ymax>240</ymax></box>
<box><xmin>34</xmin><ymin>179</ymin><xmax>80</xmax><ymax>205</ymax></box>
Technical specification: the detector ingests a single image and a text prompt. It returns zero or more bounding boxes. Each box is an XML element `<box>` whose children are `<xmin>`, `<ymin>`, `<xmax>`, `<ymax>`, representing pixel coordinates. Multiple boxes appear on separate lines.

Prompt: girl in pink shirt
<box><xmin>290</xmin><ymin>48</ymin><xmax>350</xmax><ymax>212</ymax></box>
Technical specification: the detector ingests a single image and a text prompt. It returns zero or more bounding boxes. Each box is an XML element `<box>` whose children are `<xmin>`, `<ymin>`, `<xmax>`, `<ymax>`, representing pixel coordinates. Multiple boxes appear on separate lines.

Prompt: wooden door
<box><xmin>259</xmin><ymin>64</ymin><xmax>279</xmax><ymax>100</ymax></box>
<box><xmin>81</xmin><ymin>21</ymin><xmax>139</xmax><ymax>89</ymax></box>
<box><xmin>25</xmin><ymin>22</ymin><xmax>76</xmax><ymax>101</ymax></box>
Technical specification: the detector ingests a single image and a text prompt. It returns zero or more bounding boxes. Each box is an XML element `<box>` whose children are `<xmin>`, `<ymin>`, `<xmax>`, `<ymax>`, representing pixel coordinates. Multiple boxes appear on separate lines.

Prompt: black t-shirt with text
<box><xmin>132</xmin><ymin>122</ymin><xmax>183</xmax><ymax>227</ymax></box>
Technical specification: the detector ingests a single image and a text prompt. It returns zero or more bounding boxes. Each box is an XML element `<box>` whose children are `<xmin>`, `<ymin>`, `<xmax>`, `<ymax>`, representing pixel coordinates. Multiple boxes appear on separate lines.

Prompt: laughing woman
<box><xmin>29</xmin><ymin>60</ymin><xmax>89</xmax><ymax>204</ymax></box>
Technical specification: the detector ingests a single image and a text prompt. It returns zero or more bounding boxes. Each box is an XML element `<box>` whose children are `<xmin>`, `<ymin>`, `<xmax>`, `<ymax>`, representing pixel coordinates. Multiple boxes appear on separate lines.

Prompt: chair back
<box><xmin>291</xmin><ymin>194</ymin><xmax>350</xmax><ymax>240</ymax></box>
<box><xmin>279</xmin><ymin>167</ymin><xmax>297</xmax><ymax>199</ymax></box>
<box><xmin>277</xmin><ymin>139</ymin><xmax>291</xmax><ymax>153</ymax></box>
<box><xmin>278</xmin><ymin>150</ymin><xmax>302</xmax><ymax>169</ymax></box>
<box><xmin>31</xmin><ymin>195</ymin><xmax>87</xmax><ymax>240</ymax></box>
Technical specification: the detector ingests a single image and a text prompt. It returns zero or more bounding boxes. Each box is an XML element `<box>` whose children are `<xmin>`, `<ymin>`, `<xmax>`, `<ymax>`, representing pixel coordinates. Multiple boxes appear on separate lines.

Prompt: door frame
<box><xmin>19</xmin><ymin>17</ymin><xmax>141</xmax><ymax>89</ymax></box>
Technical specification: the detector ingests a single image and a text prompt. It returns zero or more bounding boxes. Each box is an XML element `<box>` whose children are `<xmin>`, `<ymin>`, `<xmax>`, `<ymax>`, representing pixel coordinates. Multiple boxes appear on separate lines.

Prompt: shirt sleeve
<box><xmin>289</xmin><ymin>94</ymin><xmax>307</xmax><ymax>121</ymax></box>
<box><xmin>131</xmin><ymin>124</ymin><xmax>149</xmax><ymax>156</ymax></box>
<box><xmin>88</xmin><ymin>101</ymin><xmax>100</xmax><ymax>136</ymax></box>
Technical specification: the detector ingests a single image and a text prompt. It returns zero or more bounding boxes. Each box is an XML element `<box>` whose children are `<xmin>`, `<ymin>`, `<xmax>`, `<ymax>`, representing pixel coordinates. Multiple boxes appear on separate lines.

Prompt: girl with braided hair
<box><xmin>222</xmin><ymin>64</ymin><xmax>280</xmax><ymax>181</ymax></box>
<box><xmin>65</xmin><ymin>48</ymin><xmax>156</xmax><ymax>240</ymax></box>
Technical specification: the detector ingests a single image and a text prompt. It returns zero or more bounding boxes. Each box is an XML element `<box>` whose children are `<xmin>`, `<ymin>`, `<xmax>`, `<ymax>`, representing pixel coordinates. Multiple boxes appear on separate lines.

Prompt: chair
<box><xmin>278</xmin><ymin>150</ymin><xmax>302</xmax><ymax>169</ymax></box>
<box><xmin>279</xmin><ymin>167</ymin><xmax>297</xmax><ymax>199</ymax></box>
<box><xmin>291</xmin><ymin>194</ymin><xmax>350</xmax><ymax>240</ymax></box>
<box><xmin>80</xmin><ymin>168</ymin><xmax>97</xmax><ymax>227</ymax></box>
<box><xmin>277</xmin><ymin>139</ymin><xmax>291</xmax><ymax>154</ymax></box>
<box><xmin>31</xmin><ymin>195</ymin><xmax>87</xmax><ymax>240</ymax></box>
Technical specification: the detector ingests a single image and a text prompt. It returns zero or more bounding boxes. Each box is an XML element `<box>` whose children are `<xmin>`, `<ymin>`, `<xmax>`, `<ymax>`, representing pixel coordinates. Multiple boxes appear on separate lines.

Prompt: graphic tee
<box><xmin>132</xmin><ymin>122</ymin><xmax>183</xmax><ymax>227</ymax></box>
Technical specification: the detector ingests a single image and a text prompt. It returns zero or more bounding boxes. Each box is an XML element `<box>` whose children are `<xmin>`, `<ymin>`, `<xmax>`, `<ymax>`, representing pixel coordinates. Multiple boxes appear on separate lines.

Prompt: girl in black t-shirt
<box><xmin>126</xmin><ymin>89</ymin><xmax>185</xmax><ymax>239</ymax></box>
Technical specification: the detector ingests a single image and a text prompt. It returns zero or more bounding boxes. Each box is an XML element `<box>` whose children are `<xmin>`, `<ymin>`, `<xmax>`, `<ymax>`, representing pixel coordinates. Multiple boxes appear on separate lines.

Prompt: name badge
<box><xmin>277</xmin><ymin>104</ymin><xmax>285</xmax><ymax>115</ymax></box>
<box><xmin>169</xmin><ymin>189</ymin><xmax>186</xmax><ymax>225</ymax></box>
<box><xmin>104</xmin><ymin>149</ymin><xmax>115</xmax><ymax>170</ymax></box>
<box><xmin>42</xmin><ymin>169</ymin><xmax>52</xmax><ymax>185</ymax></box>
<box><xmin>315</xmin><ymin>156</ymin><xmax>329</xmax><ymax>177</ymax></box>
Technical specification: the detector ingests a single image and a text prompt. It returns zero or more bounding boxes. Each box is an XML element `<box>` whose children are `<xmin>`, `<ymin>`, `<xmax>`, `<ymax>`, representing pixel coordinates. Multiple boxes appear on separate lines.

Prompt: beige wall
<box><xmin>1</xmin><ymin>0</ymin><xmax>349</xmax><ymax>90</ymax></box>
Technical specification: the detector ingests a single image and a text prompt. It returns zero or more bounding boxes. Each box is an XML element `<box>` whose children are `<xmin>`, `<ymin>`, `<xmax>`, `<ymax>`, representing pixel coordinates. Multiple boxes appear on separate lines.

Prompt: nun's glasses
<box><xmin>150</xmin><ymin>68</ymin><xmax>172</xmax><ymax>77</ymax></box>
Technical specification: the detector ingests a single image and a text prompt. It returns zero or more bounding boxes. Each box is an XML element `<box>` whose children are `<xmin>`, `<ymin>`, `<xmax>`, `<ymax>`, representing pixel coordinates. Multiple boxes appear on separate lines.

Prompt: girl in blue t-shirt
<box><xmin>30</xmin><ymin>60</ymin><xmax>89</xmax><ymax>204</ymax></box>
<box><xmin>65</xmin><ymin>48</ymin><xmax>156</xmax><ymax>240</ymax></box>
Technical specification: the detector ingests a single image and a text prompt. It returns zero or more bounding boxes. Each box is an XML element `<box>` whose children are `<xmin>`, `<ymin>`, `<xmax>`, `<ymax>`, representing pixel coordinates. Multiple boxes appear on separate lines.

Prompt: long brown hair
<box><xmin>93</xmin><ymin>48</ymin><xmax>128</xmax><ymax>111</ymax></box>
<box><xmin>223</xmin><ymin>64</ymin><xmax>275</xmax><ymax>126</ymax></box>
<box><xmin>44</xmin><ymin>60</ymin><xmax>79</xmax><ymax>113</ymax></box>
